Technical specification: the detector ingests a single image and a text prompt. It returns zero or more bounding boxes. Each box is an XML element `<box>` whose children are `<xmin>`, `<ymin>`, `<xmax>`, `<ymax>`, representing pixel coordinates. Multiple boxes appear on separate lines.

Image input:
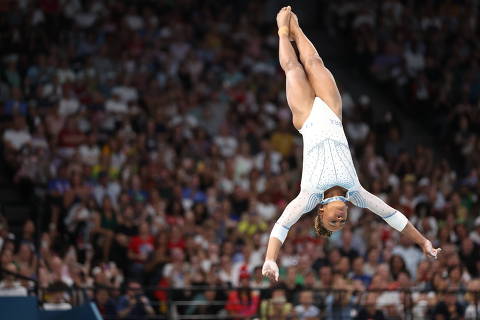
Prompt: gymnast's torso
<box><xmin>298</xmin><ymin>97</ymin><xmax>361</xmax><ymax>201</ymax></box>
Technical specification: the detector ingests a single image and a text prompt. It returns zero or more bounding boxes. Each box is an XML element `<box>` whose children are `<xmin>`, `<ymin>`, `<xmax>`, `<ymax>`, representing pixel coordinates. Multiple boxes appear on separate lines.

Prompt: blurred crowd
<box><xmin>0</xmin><ymin>0</ymin><xmax>479</xmax><ymax>319</ymax></box>
<box><xmin>327</xmin><ymin>0</ymin><xmax>480</xmax><ymax>174</ymax></box>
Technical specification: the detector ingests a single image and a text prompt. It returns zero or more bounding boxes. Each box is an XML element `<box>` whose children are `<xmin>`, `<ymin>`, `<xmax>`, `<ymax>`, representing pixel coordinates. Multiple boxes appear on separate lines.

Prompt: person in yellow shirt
<box><xmin>260</xmin><ymin>288</ymin><xmax>293</xmax><ymax>320</ymax></box>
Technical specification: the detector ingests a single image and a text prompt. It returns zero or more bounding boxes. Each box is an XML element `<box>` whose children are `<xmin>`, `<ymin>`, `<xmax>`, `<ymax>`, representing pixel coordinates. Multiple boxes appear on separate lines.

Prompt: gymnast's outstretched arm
<box><xmin>351</xmin><ymin>186</ymin><xmax>441</xmax><ymax>258</ymax></box>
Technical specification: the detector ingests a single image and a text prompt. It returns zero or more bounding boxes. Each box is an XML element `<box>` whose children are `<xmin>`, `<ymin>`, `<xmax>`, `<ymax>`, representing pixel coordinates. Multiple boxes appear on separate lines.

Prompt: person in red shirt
<box><xmin>128</xmin><ymin>222</ymin><xmax>154</xmax><ymax>279</ymax></box>
<box><xmin>57</xmin><ymin>117</ymin><xmax>85</xmax><ymax>157</ymax></box>
<box><xmin>225</xmin><ymin>270</ymin><xmax>260</xmax><ymax>319</ymax></box>
<box><xmin>167</xmin><ymin>226</ymin><xmax>185</xmax><ymax>250</ymax></box>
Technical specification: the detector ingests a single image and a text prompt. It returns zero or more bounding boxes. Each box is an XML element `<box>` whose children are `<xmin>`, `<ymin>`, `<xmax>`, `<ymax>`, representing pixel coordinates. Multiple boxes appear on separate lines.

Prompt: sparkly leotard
<box><xmin>271</xmin><ymin>97</ymin><xmax>407</xmax><ymax>243</ymax></box>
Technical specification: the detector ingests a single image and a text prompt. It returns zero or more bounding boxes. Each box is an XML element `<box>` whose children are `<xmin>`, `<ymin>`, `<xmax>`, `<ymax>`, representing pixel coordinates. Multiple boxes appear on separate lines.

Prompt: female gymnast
<box><xmin>262</xmin><ymin>7</ymin><xmax>441</xmax><ymax>281</ymax></box>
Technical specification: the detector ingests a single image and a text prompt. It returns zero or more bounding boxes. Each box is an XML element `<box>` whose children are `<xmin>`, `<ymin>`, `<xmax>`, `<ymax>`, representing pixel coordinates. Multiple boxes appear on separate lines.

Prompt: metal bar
<box><xmin>475</xmin><ymin>290</ymin><xmax>478</xmax><ymax>320</ymax></box>
<box><xmin>174</xmin><ymin>315</ymin><xmax>243</xmax><ymax>320</ymax></box>
<box><xmin>172</xmin><ymin>301</ymin><xmax>227</xmax><ymax>306</ymax></box>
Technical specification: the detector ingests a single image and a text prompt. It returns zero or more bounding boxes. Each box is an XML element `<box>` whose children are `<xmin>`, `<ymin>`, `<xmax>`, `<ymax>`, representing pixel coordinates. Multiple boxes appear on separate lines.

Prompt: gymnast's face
<box><xmin>320</xmin><ymin>201</ymin><xmax>348</xmax><ymax>232</ymax></box>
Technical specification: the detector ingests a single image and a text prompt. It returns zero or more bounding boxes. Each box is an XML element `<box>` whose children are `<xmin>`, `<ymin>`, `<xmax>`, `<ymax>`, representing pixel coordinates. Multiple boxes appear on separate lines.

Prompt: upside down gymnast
<box><xmin>262</xmin><ymin>6</ymin><xmax>441</xmax><ymax>282</ymax></box>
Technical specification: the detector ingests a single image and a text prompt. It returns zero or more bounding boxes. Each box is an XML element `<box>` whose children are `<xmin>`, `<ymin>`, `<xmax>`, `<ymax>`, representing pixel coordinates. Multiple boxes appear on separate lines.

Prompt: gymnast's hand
<box><xmin>422</xmin><ymin>239</ymin><xmax>442</xmax><ymax>259</ymax></box>
<box><xmin>262</xmin><ymin>259</ymin><xmax>279</xmax><ymax>282</ymax></box>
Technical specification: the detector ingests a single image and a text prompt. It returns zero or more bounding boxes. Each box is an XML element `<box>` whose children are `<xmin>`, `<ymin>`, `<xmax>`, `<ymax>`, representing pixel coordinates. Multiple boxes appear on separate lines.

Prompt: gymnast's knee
<box><xmin>283</xmin><ymin>60</ymin><xmax>304</xmax><ymax>73</ymax></box>
<box><xmin>303</xmin><ymin>55</ymin><xmax>325</xmax><ymax>69</ymax></box>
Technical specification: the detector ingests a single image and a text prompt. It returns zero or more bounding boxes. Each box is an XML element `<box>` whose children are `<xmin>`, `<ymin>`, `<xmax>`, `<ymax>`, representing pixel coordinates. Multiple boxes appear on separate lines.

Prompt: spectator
<box><xmin>351</xmin><ymin>256</ymin><xmax>371</xmax><ymax>287</ymax></box>
<box><xmin>0</xmin><ymin>263</ymin><xmax>28</xmax><ymax>296</ymax></box>
<box><xmin>127</xmin><ymin>222</ymin><xmax>154</xmax><ymax>279</ymax></box>
<box><xmin>325</xmin><ymin>275</ymin><xmax>356</xmax><ymax>320</ymax></box>
<box><xmin>43</xmin><ymin>281</ymin><xmax>72</xmax><ymax>311</ymax></box>
<box><xmin>392</xmin><ymin>236</ymin><xmax>423</xmax><ymax>279</ymax></box>
<box><xmin>464</xmin><ymin>279</ymin><xmax>480</xmax><ymax>320</ymax></box>
<box><xmin>94</xmin><ymin>287</ymin><xmax>117</xmax><ymax>319</ymax></box>
<box><xmin>117</xmin><ymin>280</ymin><xmax>155</xmax><ymax>319</ymax></box>
<box><xmin>389</xmin><ymin>254</ymin><xmax>409</xmax><ymax>281</ymax></box>
<box><xmin>459</xmin><ymin>238</ymin><xmax>480</xmax><ymax>278</ymax></box>
<box><xmin>225</xmin><ymin>271</ymin><xmax>260</xmax><ymax>319</ymax></box>
<box><xmin>185</xmin><ymin>288</ymin><xmax>226</xmax><ymax>317</ymax></box>
<box><xmin>3</xmin><ymin>116</ymin><xmax>31</xmax><ymax>151</ymax></box>
<box><xmin>294</xmin><ymin>290</ymin><xmax>320</xmax><ymax>320</ymax></box>
<box><xmin>355</xmin><ymin>293</ymin><xmax>385</xmax><ymax>320</ymax></box>
<box><xmin>162</xmin><ymin>248</ymin><xmax>189</xmax><ymax>289</ymax></box>
<box><xmin>260</xmin><ymin>288</ymin><xmax>293</xmax><ymax>320</ymax></box>
<box><xmin>431</xmin><ymin>292</ymin><xmax>465</xmax><ymax>320</ymax></box>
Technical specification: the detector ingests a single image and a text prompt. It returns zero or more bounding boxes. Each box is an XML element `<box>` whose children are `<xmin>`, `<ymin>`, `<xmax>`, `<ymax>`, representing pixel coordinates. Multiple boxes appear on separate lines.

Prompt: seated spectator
<box><xmin>42</xmin><ymin>281</ymin><xmax>72</xmax><ymax>311</ymax></box>
<box><xmin>162</xmin><ymin>248</ymin><xmax>189</xmax><ymax>289</ymax></box>
<box><xmin>3</xmin><ymin>87</ymin><xmax>28</xmax><ymax>116</ymax></box>
<box><xmin>260</xmin><ymin>288</ymin><xmax>293</xmax><ymax>320</ymax></box>
<box><xmin>325</xmin><ymin>275</ymin><xmax>355</xmax><ymax>320</ymax></box>
<box><xmin>127</xmin><ymin>222</ymin><xmax>154</xmax><ymax>279</ymax></box>
<box><xmin>225</xmin><ymin>271</ymin><xmax>260</xmax><ymax>319</ymax></box>
<box><xmin>294</xmin><ymin>290</ymin><xmax>320</xmax><ymax>320</ymax></box>
<box><xmin>351</xmin><ymin>256</ymin><xmax>372</xmax><ymax>287</ymax></box>
<box><xmin>430</xmin><ymin>293</ymin><xmax>465</xmax><ymax>320</ymax></box>
<box><xmin>116</xmin><ymin>280</ymin><xmax>155</xmax><ymax>319</ymax></box>
<box><xmin>105</xmin><ymin>93</ymin><xmax>128</xmax><ymax>114</ymax></box>
<box><xmin>57</xmin><ymin>117</ymin><xmax>85</xmax><ymax>158</ymax></box>
<box><xmin>318</xmin><ymin>265</ymin><xmax>334</xmax><ymax>289</ymax></box>
<box><xmin>185</xmin><ymin>288</ymin><xmax>226</xmax><ymax>317</ymax></box>
<box><xmin>0</xmin><ymin>263</ymin><xmax>28</xmax><ymax>296</ymax></box>
<box><xmin>464</xmin><ymin>279</ymin><xmax>480</xmax><ymax>319</ymax></box>
<box><xmin>94</xmin><ymin>287</ymin><xmax>117</xmax><ymax>319</ymax></box>
<box><xmin>389</xmin><ymin>254</ymin><xmax>409</xmax><ymax>281</ymax></box>
<box><xmin>58</xmin><ymin>89</ymin><xmax>80</xmax><ymax>117</ymax></box>
<box><xmin>3</xmin><ymin>115</ymin><xmax>31</xmax><ymax>151</ymax></box>
<box><xmin>92</xmin><ymin>196</ymin><xmax>118</xmax><ymax>261</ymax></box>
<box><xmin>355</xmin><ymin>293</ymin><xmax>385</xmax><ymax>320</ymax></box>
<box><xmin>363</xmin><ymin>247</ymin><xmax>381</xmax><ymax>277</ymax></box>
<box><xmin>392</xmin><ymin>236</ymin><xmax>423</xmax><ymax>279</ymax></box>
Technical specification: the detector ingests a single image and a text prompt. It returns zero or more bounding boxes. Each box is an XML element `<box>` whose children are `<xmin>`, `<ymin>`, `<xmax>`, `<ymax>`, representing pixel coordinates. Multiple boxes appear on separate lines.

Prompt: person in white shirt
<box><xmin>469</xmin><ymin>217</ymin><xmax>480</xmax><ymax>245</ymax></box>
<box><xmin>3</xmin><ymin>116</ymin><xmax>32</xmax><ymax>151</ymax></box>
<box><xmin>214</xmin><ymin>125</ymin><xmax>238</xmax><ymax>158</ymax></box>
<box><xmin>294</xmin><ymin>290</ymin><xmax>320</xmax><ymax>320</ymax></box>
<box><xmin>58</xmin><ymin>90</ymin><xmax>80</xmax><ymax>117</ymax></box>
<box><xmin>105</xmin><ymin>93</ymin><xmax>128</xmax><ymax>114</ymax></box>
<box><xmin>0</xmin><ymin>263</ymin><xmax>28</xmax><ymax>297</ymax></box>
<box><xmin>111</xmin><ymin>77</ymin><xmax>138</xmax><ymax>103</ymax></box>
<box><xmin>392</xmin><ymin>236</ymin><xmax>424</xmax><ymax>280</ymax></box>
<box><xmin>78</xmin><ymin>132</ymin><xmax>100</xmax><ymax>166</ymax></box>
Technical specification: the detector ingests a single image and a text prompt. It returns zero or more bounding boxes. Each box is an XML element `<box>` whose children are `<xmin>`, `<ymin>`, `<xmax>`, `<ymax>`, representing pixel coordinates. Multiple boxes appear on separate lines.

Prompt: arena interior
<box><xmin>0</xmin><ymin>0</ymin><xmax>480</xmax><ymax>319</ymax></box>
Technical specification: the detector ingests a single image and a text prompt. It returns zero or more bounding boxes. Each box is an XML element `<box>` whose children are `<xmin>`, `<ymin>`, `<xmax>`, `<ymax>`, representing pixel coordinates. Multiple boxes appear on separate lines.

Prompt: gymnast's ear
<box><xmin>317</xmin><ymin>205</ymin><xmax>324</xmax><ymax>214</ymax></box>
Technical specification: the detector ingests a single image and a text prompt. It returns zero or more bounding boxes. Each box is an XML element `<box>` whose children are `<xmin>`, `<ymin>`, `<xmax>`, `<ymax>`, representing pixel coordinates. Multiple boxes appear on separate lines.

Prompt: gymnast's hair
<box><xmin>314</xmin><ymin>207</ymin><xmax>332</xmax><ymax>238</ymax></box>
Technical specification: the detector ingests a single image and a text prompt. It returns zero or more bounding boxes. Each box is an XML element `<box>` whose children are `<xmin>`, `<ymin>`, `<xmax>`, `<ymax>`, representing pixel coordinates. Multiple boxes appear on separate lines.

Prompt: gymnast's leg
<box><xmin>290</xmin><ymin>12</ymin><xmax>342</xmax><ymax>119</ymax></box>
<box><xmin>277</xmin><ymin>6</ymin><xmax>315</xmax><ymax>131</ymax></box>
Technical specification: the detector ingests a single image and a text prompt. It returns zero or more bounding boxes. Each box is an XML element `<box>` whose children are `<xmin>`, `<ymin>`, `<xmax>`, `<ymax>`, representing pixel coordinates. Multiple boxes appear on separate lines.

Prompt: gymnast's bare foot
<box><xmin>276</xmin><ymin>6</ymin><xmax>292</xmax><ymax>38</ymax></box>
<box><xmin>289</xmin><ymin>11</ymin><xmax>301</xmax><ymax>40</ymax></box>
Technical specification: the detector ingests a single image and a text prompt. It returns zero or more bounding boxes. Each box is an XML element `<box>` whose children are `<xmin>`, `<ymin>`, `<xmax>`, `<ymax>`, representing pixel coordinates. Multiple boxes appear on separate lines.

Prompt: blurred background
<box><xmin>0</xmin><ymin>0</ymin><xmax>479</xmax><ymax>319</ymax></box>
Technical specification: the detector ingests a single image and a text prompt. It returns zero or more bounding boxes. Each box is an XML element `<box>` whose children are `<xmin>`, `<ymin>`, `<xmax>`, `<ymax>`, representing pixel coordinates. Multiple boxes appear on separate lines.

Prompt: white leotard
<box><xmin>299</xmin><ymin>97</ymin><xmax>360</xmax><ymax>196</ymax></box>
<box><xmin>270</xmin><ymin>97</ymin><xmax>408</xmax><ymax>243</ymax></box>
